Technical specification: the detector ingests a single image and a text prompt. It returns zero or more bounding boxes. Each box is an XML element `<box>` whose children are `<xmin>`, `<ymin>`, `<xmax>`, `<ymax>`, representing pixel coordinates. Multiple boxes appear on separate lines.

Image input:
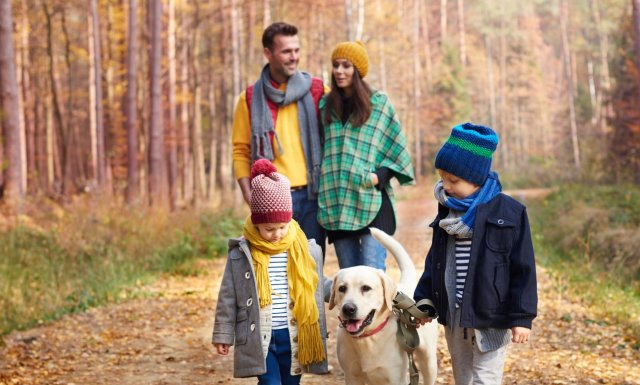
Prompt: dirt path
<box><xmin>1</xmin><ymin>188</ymin><xmax>639</xmax><ymax>384</ymax></box>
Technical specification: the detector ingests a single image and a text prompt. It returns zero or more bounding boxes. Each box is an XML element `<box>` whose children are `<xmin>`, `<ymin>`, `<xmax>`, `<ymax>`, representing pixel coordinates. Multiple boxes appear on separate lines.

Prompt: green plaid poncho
<box><xmin>317</xmin><ymin>91</ymin><xmax>415</xmax><ymax>231</ymax></box>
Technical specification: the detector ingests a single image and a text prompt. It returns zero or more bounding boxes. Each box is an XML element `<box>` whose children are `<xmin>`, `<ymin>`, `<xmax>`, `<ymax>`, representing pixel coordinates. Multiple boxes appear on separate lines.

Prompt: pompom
<box><xmin>250</xmin><ymin>159</ymin><xmax>278</xmax><ymax>180</ymax></box>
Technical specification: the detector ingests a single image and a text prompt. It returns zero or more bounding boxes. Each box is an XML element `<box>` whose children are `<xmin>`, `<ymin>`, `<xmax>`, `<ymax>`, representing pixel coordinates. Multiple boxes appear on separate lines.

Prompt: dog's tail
<box><xmin>369</xmin><ymin>227</ymin><xmax>417</xmax><ymax>293</ymax></box>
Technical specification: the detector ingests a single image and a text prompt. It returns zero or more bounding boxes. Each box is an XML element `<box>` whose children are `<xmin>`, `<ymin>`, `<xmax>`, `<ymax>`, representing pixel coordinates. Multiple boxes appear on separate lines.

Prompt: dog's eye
<box><xmin>338</xmin><ymin>285</ymin><xmax>347</xmax><ymax>293</ymax></box>
<box><xmin>361</xmin><ymin>285</ymin><xmax>372</xmax><ymax>293</ymax></box>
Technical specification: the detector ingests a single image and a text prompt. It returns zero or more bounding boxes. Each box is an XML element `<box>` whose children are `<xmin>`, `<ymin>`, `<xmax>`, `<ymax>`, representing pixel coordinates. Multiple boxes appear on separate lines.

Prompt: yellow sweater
<box><xmin>232</xmin><ymin>82</ymin><xmax>328</xmax><ymax>188</ymax></box>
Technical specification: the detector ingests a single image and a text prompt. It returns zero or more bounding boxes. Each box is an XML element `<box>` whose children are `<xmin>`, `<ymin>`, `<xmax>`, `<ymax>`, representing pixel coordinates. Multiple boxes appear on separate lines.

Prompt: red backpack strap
<box><xmin>309</xmin><ymin>77</ymin><xmax>325</xmax><ymax>111</ymax></box>
<box><xmin>245</xmin><ymin>84</ymin><xmax>278</xmax><ymax>126</ymax></box>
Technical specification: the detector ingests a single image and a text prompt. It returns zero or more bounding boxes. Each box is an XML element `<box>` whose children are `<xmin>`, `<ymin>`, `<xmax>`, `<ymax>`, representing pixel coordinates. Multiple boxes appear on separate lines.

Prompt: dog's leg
<box><xmin>414</xmin><ymin>325</ymin><xmax>439</xmax><ymax>385</ymax></box>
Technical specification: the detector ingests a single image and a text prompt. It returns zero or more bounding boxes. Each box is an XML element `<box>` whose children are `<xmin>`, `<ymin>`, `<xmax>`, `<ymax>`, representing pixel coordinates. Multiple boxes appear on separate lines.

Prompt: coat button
<box><xmin>247</xmin><ymin>298</ymin><xmax>253</xmax><ymax>306</ymax></box>
<box><xmin>290</xmin><ymin>318</ymin><xmax>297</xmax><ymax>326</ymax></box>
<box><xmin>245</xmin><ymin>271</ymin><xmax>250</xmax><ymax>279</ymax></box>
<box><xmin>250</xmin><ymin>323</ymin><xmax>255</xmax><ymax>331</ymax></box>
<box><xmin>293</xmin><ymin>336</ymin><xmax>298</xmax><ymax>343</ymax></box>
<box><xmin>294</xmin><ymin>368</ymin><xmax>302</xmax><ymax>374</ymax></box>
<box><xmin>434</xmin><ymin>290</ymin><xmax>439</xmax><ymax>298</ymax></box>
<box><xmin>289</xmin><ymin>301</ymin><xmax>295</xmax><ymax>310</ymax></box>
<box><xmin>436</xmin><ymin>262</ymin><xmax>441</xmax><ymax>269</ymax></box>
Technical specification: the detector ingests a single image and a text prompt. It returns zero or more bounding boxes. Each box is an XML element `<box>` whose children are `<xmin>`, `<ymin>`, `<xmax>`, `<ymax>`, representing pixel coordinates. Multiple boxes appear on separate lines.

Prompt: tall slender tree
<box><xmin>90</xmin><ymin>0</ymin><xmax>106</xmax><ymax>188</ymax></box>
<box><xmin>125</xmin><ymin>0</ymin><xmax>139</xmax><ymax>204</ymax></box>
<box><xmin>148</xmin><ymin>0</ymin><xmax>168</xmax><ymax>207</ymax></box>
<box><xmin>1</xmin><ymin>0</ymin><xmax>25</xmax><ymax>205</ymax></box>
<box><xmin>633</xmin><ymin>0</ymin><xmax>640</xmax><ymax>100</ymax></box>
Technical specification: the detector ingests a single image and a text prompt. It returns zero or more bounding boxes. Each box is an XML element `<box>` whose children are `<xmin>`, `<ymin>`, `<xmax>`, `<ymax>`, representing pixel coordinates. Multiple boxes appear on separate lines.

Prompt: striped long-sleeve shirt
<box><xmin>455</xmin><ymin>237</ymin><xmax>472</xmax><ymax>305</ymax></box>
<box><xmin>268</xmin><ymin>251</ymin><xmax>289</xmax><ymax>329</ymax></box>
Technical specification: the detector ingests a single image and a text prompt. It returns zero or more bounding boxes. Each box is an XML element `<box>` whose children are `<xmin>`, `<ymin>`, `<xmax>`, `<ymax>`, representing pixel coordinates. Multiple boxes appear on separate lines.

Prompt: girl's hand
<box><xmin>370</xmin><ymin>172</ymin><xmax>379</xmax><ymax>186</ymax></box>
<box><xmin>215</xmin><ymin>343</ymin><xmax>230</xmax><ymax>355</ymax></box>
<box><xmin>511</xmin><ymin>326</ymin><xmax>531</xmax><ymax>343</ymax></box>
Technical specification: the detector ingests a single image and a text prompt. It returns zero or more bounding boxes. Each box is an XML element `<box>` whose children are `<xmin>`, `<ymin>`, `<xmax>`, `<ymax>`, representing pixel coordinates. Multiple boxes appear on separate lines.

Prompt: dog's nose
<box><xmin>342</xmin><ymin>303</ymin><xmax>357</xmax><ymax>316</ymax></box>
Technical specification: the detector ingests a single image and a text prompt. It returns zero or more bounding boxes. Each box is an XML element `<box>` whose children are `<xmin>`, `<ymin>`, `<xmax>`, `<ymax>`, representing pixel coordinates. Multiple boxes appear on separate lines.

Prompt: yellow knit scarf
<box><xmin>242</xmin><ymin>217</ymin><xmax>326</xmax><ymax>365</ymax></box>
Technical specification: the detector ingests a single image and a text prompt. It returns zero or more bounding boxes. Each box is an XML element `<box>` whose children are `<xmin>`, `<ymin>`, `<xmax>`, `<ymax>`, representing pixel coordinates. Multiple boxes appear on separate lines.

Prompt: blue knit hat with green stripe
<box><xmin>435</xmin><ymin>123</ymin><xmax>499</xmax><ymax>185</ymax></box>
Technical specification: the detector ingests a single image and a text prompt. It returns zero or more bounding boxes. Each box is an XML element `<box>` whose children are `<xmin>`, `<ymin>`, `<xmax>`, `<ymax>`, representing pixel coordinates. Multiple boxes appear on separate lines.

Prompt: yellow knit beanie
<box><xmin>331</xmin><ymin>41</ymin><xmax>369</xmax><ymax>78</ymax></box>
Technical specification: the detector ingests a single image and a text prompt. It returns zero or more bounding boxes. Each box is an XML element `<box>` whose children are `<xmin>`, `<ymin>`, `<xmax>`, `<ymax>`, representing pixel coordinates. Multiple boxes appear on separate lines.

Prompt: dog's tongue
<box><xmin>346</xmin><ymin>320</ymin><xmax>364</xmax><ymax>333</ymax></box>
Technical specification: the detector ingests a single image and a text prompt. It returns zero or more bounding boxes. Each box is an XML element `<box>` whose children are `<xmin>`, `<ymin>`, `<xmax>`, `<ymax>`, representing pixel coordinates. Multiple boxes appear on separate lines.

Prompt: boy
<box><xmin>414</xmin><ymin>123</ymin><xmax>538</xmax><ymax>384</ymax></box>
<box><xmin>212</xmin><ymin>159</ymin><xmax>328</xmax><ymax>384</ymax></box>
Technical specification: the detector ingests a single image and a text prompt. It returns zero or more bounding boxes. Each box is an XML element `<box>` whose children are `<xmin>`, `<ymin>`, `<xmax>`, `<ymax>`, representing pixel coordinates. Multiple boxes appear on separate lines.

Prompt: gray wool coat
<box><xmin>212</xmin><ymin>237</ymin><xmax>329</xmax><ymax>378</ymax></box>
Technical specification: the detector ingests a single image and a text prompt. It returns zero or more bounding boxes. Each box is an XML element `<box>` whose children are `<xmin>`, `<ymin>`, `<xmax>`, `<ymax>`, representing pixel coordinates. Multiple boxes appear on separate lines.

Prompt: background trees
<box><xmin>0</xmin><ymin>0</ymin><xmax>639</xmax><ymax>209</ymax></box>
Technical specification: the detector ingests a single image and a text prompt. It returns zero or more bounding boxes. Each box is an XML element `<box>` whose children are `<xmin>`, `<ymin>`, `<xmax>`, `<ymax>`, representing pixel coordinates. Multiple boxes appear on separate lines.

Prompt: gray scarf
<box><xmin>434</xmin><ymin>181</ymin><xmax>473</xmax><ymax>238</ymax></box>
<box><xmin>250</xmin><ymin>65</ymin><xmax>322</xmax><ymax>197</ymax></box>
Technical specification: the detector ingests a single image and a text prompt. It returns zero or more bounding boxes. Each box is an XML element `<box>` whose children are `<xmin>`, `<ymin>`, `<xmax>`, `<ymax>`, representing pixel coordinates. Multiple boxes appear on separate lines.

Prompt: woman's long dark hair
<box><xmin>322</xmin><ymin>70</ymin><xmax>373</xmax><ymax>127</ymax></box>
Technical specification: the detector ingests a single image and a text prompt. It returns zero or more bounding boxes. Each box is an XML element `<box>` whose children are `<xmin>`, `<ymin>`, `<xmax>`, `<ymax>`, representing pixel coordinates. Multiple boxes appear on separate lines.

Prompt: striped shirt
<box><xmin>455</xmin><ymin>237</ymin><xmax>472</xmax><ymax>305</ymax></box>
<box><xmin>268</xmin><ymin>251</ymin><xmax>289</xmax><ymax>329</ymax></box>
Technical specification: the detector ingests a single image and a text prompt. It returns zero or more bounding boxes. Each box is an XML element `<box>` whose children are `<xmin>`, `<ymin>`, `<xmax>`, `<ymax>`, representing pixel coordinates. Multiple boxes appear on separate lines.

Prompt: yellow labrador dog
<box><xmin>329</xmin><ymin>228</ymin><xmax>438</xmax><ymax>385</ymax></box>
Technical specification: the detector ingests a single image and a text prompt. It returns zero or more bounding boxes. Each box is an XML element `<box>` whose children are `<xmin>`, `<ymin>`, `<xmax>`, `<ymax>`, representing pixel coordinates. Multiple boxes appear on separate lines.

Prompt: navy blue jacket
<box><xmin>414</xmin><ymin>193</ymin><xmax>537</xmax><ymax>329</ymax></box>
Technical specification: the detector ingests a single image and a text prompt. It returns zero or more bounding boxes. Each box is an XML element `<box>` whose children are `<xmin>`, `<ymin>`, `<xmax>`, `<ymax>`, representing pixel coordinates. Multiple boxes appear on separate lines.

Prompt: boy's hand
<box><xmin>215</xmin><ymin>343</ymin><xmax>230</xmax><ymax>355</ymax></box>
<box><xmin>414</xmin><ymin>317</ymin><xmax>434</xmax><ymax>328</ymax></box>
<box><xmin>511</xmin><ymin>326</ymin><xmax>530</xmax><ymax>343</ymax></box>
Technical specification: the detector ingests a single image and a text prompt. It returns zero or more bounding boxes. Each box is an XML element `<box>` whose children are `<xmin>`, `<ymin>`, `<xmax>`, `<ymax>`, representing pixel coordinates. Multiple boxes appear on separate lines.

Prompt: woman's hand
<box><xmin>370</xmin><ymin>172</ymin><xmax>379</xmax><ymax>186</ymax></box>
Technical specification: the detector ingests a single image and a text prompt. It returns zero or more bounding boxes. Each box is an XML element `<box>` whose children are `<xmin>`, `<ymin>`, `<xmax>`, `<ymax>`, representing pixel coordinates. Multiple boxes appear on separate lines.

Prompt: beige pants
<box><xmin>445</xmin><ymin>307</ymin><xmax>508</xmax><ymax>385</ymax></box>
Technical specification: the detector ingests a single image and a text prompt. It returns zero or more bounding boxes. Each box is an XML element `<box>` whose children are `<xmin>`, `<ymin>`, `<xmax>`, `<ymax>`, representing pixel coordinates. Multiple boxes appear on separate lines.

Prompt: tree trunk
<box><xmin>457</xmin><ymin>0</ymin><xmax>466</xmax><ymax>67</ymax></box>
<box><xmin>412</xmin><ymin>0</ymin><xmax>422</xmax><ymax>179</ymax></box>
<box><xmin>0</xmin><ymin>0</ymin><xmax>24</xmax><ymax>204</ymax></box>
<box><xmin>560</xmin><ymin>0</ymin><xmax>580</xmax><ymax>169</ymax></box>
<box><xmin>633</xmin><ymin>0</ymin><xmax>640</xmax><ymax>101</ymax></box>
<box><xmin>231</xmin><ymin>0</ymin><xmax>241</xmax><ymax>98</ymax></box>
<box><xmin>43</xmin><ymin>3</ymin><xmax>68</xmax><ymax>196</ymax></box>
<box><xmin>148</xmin><ymin>0</ymin><xmax>168</xmax><ymax>208</ymax></box>
<box><xmin>440</xmin><ymin>0</ymin><xmax>447</xmax><ymax>44</ymax></box>
<box><xmin>355</xmin><ymin>0</ymin><xmax>365</xmax><ymax>41</ymax></box>
<box><xmin>15</xmin><ymin>13</ymin><xmax>27</xmax><ymax>195</ymax></box>
<box><xmin>20</xmin><ymin>0</ymin><xmax>35</xmax><ymax>193</ymax></box>
<box><xmin>498</xmin><ymin>8</ymin><xmax>508</xmax><ymax>171</ymax></box>
<box><xmin>485</xmin><ymin>35</ymin><xmax>497</xmax><ymax>135</ymax></box>
<box><xmin>125</xmin><ymin>0</ymin><xmax>140</xmax><ymax>204</ymax></box>
<box><xmin>180</xmin><ymin>9</ymin><xmax>193</xmax><ymax>204</ymax></box>
<box><xmin>90</xmin><ymin>0</ymin><xmax>107</xmax><ymax>188</ymax></box>
<box><xmin>208</xmin><ymin>82</ymin><xmax>218</xmax><ymax>204</ymax></box>
<box><xmin>590</xmin><ymin>0</ymin><xmax>612</xmax><ymax>134</ymax></box>
<box><xmin>192</xmin><ymin>24</ymin><xmax>206</xmax><ymax>208</ymax></box>
<box><xmin>420</xmin><ymin>0</ymin><xmax>433</xmax><ymax>91</ymax></box>
<box><xmin>263</xmin><ymin>0</ymin><xmax>271</xmax><ymax>29</ymax></box>
<box><xmin>167</xmin><ymin>0</ymin><xmax>178</xmax><ymax>209</ymax></box>
<box><xmin>345</xmin><ymin>0</ymin><xmax>353</xmax><ymax>40</ymax></box>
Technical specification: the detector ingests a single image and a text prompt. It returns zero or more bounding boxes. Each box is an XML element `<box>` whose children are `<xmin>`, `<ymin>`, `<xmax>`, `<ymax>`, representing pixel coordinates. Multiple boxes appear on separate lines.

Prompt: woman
<box><xmin>317</xmin><ymin>41</ymin><xmax>415</xmax><ymax>270</ymax></box>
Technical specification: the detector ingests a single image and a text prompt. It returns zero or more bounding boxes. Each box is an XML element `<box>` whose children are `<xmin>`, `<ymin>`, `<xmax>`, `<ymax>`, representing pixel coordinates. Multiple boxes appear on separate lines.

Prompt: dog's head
<box><xmin>328</xmin><ymin>266</ymin><xmax>397</xmax><ymax>336</ymax></box>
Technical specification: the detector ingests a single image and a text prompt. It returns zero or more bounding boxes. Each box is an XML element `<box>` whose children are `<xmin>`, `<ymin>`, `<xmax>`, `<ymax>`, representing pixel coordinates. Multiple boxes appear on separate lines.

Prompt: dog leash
<box><xmin>392</xmin><ymin>291</ymin><xmax>438</xmax><ymax>385</ymax></box>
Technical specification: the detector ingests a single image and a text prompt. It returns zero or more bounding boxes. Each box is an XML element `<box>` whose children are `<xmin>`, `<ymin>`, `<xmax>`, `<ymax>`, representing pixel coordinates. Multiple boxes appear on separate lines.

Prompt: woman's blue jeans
<box><xmin>333</xmin><ymin>232</ymin><xmax>387</xmax><ymax>270</ymax></box>
<box><xmin>257</xmin><ymin>328</ymin><xmax>301</xmax><ymax>385</ymax></box>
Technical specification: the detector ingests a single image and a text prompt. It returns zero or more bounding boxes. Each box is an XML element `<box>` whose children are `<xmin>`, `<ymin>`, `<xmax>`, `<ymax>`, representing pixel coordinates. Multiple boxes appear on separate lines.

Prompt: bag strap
<box><xmin>392</xmin><ymin>291</ymin><xmax>438</xmax><ymax>385</ymax></box>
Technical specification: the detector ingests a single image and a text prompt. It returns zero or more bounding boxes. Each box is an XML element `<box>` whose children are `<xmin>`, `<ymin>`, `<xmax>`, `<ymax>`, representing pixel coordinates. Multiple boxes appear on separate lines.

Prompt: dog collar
<box><xmin>355</xmin><ymin>317</ymin><xmax>390</xmax><ymax>338</ymax></box>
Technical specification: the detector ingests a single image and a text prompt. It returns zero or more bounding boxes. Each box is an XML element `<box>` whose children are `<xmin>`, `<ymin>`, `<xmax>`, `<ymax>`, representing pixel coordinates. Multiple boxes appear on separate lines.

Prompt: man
<box><xmin>232</xmin><ymin>22</ymin><xmax>327</xmax><ymax>255</ymax></box>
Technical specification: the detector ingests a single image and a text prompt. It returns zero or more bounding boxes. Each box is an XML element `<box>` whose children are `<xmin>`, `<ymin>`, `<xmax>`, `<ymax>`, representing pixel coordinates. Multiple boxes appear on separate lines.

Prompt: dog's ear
<box><xmin>328</xmin><ymin>273</ymin><xmax>339</xmax><ymax>310</ymax></box>
<box><xmin>378</xmin><ymin>270</ymin><xmax>397</xmax><ymax>311</ymax></box>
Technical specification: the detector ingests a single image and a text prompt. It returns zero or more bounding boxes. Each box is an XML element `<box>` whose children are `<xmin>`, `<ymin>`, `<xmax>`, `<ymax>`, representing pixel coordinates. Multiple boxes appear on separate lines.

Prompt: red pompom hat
<box><xmin>249</xmin><ymin>159</ymin><xmax>293</xmax><ymax>225</ymax></box>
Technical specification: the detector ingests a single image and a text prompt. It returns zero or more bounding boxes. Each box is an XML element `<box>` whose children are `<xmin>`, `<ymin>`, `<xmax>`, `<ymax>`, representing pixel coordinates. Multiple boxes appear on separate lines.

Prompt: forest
<box><xmin>0</xmin><ymin>0</ymin><xmax>639</xmax><ymax>210</ymax></box>
<box><xmin>1</xmin><ymin>0</ymin><xmax>640</xmax><ymax>383</ymax></box>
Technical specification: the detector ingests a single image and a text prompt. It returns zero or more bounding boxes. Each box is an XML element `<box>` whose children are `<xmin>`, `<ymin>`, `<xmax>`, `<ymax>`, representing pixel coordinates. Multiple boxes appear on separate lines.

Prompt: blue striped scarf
<box><xmin>434</xmin><ymin>171</ymin><xmax>502</xmax><ymax>237</ymax></box>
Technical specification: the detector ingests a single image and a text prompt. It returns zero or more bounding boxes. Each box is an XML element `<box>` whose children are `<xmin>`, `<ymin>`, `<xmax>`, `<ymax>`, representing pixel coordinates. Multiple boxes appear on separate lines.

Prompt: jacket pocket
<box><xmin>493</xmin><ymin>263</ymin><xmax>509</xmax><ymax>303</ymax></box>
<box><xmin>485</xmin><ymin>217</ymin><xmax>515</xmax><ymax>253</ymax></box>
<box><xmin>235</xmin><ymin>307</ymin><xmax>249</xmax><ymax>346</ymax></box>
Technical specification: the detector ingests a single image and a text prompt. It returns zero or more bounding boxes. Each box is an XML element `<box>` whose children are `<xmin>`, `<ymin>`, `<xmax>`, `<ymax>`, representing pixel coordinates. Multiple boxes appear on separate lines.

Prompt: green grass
<box><xmin>527</xmin><ymin>184</ymin><xmax>640</xmax><ymax>340</ymax></box>
<box><xmin>0</xmin><ymin>204</ymin><xmax>243</xmax><ymax>336</ymax></box>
